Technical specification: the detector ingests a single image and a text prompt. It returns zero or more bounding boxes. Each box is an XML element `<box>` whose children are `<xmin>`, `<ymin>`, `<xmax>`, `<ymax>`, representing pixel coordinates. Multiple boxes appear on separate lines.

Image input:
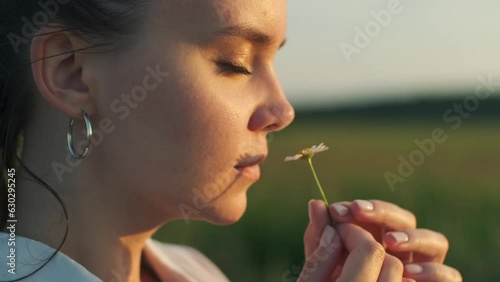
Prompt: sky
<box><xmin>275</xmin><ymin>0</ymin><xmax>500</xmax><ymax>109</ymax></box>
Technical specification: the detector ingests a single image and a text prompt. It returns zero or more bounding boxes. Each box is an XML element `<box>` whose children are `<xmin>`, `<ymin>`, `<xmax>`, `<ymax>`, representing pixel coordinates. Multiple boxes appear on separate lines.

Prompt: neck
<box><xmin>16</xmin><ymin>104</ymin><xmax>171</xmax><ymax>282</ymax></box>
<box><xmin>14</xmin><ymin>119</ymin><xmax>170</xmax><ymax>282</ymax></box>
<box><xmin>15</xmin><ymin>170</ymin><xmax>166</xmax><ymax>281</ymax></box>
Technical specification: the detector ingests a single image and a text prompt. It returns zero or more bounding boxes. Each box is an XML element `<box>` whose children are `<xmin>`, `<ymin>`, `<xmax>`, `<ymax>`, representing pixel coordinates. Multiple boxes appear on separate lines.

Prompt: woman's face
<box><xmin>85</xmin><ymin>0</ymin><xmax>294</xmax><ymax>224</ymax></box>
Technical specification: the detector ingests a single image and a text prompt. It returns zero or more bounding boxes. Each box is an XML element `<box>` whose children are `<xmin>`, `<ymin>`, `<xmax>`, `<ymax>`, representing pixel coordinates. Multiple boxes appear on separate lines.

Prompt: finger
<box><xmin>391</xmin><ymin>250</ymin><xmax>413</xmax><ymax>266</ymax></box>
<box><xmin>328</xmin><ymin>201</ymin><xmax>384</xmax><ymax>242</ymax></box>
<box><xmin>404</xmin><ymin>263</ymin><xmax>463</xmax><ymax>282</ymax></box>
<box><xmin>328</xmin><ymin>201</ymin><xmax>353</xmax><ymax>221</ymax></box>
<box><xmin>298</xmin><ymin>225</ymin><xmax>343</xmax><ymax>281</ymax></box>
<box><xmin>376</xmin><ymin>254</ymin><xmax>404</xmax><ymax>282</ymax></box>
<box><xmin>335</xmin><ymin>223</ymin><xmax>386</xmax><ymax>282</ymax></box>
<box><xmin>304</xmin><ymin>199</ymin><xmax>332</xmax><ymax>258</ymax></box>
<box><xmin>384</xmin><ymin>229</ymin><xmax>449</xmax><ymax>263</ymax></box>
<box><xmin>330</xmin><ymin>200</ymin><xmax>417</xmax><ymax>231</ymax></box>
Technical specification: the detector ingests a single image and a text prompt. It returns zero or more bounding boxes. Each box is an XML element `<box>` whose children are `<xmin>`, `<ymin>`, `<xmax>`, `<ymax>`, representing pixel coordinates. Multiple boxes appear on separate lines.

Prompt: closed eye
<box><xmin>215</xmin><ymin>61</ymin><xmax>253</xmax><ymax>76</ymax></box>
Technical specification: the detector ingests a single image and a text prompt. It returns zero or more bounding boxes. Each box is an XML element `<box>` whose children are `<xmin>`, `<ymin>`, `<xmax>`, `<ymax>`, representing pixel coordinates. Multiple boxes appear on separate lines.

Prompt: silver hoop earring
<box><xmin>67</xmin><ymin>109</ymin><xmax>93</xmax><ymax>159</ymax></box>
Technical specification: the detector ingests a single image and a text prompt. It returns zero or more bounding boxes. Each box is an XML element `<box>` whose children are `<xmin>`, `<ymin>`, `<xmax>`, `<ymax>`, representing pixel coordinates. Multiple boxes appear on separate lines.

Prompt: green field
<box><xmin>154</xmin><ymin>117</ymin><xmax>500</xmax><ymax>282</ymax></box>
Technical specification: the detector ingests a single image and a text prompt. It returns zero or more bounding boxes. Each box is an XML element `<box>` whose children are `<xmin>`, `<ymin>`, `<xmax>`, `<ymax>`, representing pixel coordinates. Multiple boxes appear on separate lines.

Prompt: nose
<box><xmin>248</xmin><ymin>75</ymin><xmax>295</xmax><ymax>133</ymax></box>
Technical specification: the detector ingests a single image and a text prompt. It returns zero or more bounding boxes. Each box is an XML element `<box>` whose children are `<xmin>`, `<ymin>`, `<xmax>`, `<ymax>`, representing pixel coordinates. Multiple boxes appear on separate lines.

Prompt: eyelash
<box><xmin>216</xmin><ymin>61</ymin><xmax>253</xmax><ymax>76</ymax></box>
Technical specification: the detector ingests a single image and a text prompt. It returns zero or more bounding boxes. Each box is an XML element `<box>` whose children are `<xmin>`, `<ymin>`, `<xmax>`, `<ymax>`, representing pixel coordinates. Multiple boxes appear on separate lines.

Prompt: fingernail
<box><xmin>405</xmin><ymin>264</ymin><xmax>424</xmax><ymax>274</ymax></box>
<box><xmin>388</xmin><ymin>232</ymin><xmax>409</xmax><ymax>244</ymax></box>
<box><xmin>354</xmin><ymin>200</ymin><xmax>374</xmax><ymax>212</ymax></box>
<box><xmin>331</xmin><ymin>204</ymin><xmax>349</xmax><ymax>216</ymax></box>
<box><xmin>308</xmin><ymin>200</ymin><xmax>315</xmax><ymax>222</ymax></box>
<box><xmin>319</xmin><ymin>225</ymin><xmax>336</xmax><ymax>247</ymax></box>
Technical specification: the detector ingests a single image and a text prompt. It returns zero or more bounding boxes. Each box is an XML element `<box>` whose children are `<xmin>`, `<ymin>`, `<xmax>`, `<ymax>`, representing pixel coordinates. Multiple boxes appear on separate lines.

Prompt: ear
<box><xmin>30</xmin><ymin>26</ymin><xmax>96</xmax><ymax>119</ymax></box>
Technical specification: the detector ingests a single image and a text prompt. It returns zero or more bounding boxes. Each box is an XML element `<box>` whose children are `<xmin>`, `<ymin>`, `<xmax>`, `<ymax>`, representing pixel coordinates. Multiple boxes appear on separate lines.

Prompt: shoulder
<box><xmin>144</xmin><ymin>238</ymin><xmax>230</xmax><ymax>282</ymax></box>
<box><xmin>0</xmin><ymin>232</ymin><xmax>101</xmax><ymax>282</ymax></box>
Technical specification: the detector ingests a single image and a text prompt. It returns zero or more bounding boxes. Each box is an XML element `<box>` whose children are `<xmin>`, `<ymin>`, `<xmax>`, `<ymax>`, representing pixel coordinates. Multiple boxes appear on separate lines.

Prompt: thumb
<box><xmin>304</xmin><ymin>199</ymin><xmax>331</xmax><ymax>257</ymax></box>
<box><xmin>299</xmin><ymin>225</ymin><xmax>343</xmax><ymax>281</ymax></box>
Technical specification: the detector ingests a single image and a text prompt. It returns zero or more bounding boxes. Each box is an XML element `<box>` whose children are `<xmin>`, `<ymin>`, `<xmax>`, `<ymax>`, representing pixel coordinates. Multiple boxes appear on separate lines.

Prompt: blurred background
<box><xmin>155</xmin><ymin>1</ymin><xmax>500</xmax><ymax>281</ymax></box>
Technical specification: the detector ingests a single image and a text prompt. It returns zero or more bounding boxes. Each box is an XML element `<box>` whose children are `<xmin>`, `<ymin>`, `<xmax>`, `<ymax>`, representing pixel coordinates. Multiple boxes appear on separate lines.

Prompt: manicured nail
<box><xmin>354</xmin><ymin>199</ymin><xmax>374</xmax><ymax>212</ymax></box>
<box><xmin>331</xmin><ymin>204</ymin><xmax>349</xmax><ymax>216</ymax></box>
<box><xmin>405</xmin><ymin>264</ymin><xmax>424</xmax><ymax>274</ymax></box>
<box><xmin>388</xmin><ymin>232</ymin><xmax>409</xmax><ymax>244</ymax></box>
<box><xmin>319</xmin><ymin>225</ymin><xmax>336</xmax><ymax>247</ymax></box>
<box><xmin>308</xmin><ymin>200</ymin><xmax>315</xmax><ymax>222</ymax></box>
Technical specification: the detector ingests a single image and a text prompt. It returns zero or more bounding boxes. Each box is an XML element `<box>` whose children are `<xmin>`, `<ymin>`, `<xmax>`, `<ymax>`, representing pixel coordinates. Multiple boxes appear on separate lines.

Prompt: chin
<box><xmin>203</xmin><ymin>191</ymin><xmax>249</xmax><ymax>226</ymax></box>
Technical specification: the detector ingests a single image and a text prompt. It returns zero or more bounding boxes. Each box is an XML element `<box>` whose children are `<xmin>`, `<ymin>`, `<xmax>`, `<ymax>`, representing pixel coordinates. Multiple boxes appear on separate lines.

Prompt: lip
<box><xmin>234</xmin><ymin>154</ymin><xmax>267</xmax><ymax>182</ymax></box>
<box><xmin>235</xmin><ymin>154</ymin><xmax>267</xmax><ymax>168</ymax></box>
<box><xmin>235</xmin><ymin>165</ymin><xmax>261</xmax><ymax>182</ymax></box>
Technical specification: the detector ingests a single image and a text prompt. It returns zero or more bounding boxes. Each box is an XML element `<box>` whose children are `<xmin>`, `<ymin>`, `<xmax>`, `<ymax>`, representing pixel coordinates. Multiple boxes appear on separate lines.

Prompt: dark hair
<box><xmin>0</xmin><ymin>1</ymin><xmax>149</xmax><ymax>280</ymax></box>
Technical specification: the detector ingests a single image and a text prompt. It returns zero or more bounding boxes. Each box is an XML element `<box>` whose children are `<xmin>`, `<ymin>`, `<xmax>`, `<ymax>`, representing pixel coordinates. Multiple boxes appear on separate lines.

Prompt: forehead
<box><xmin>203</xmin><ymin>0</ymin><xmax>286</xmax><ymax>25</ymax></box>
<box><xmin>150</xmin><ymin>0</ymin><xmax>287</xmax><ymax>43</ymax></box>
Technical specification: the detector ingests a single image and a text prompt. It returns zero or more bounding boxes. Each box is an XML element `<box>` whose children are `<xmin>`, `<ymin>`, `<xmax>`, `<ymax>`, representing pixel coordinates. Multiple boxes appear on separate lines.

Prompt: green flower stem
<box><xmin>307</xmin><ymin>157</ymin><xmax>329</xmax><ymax>206</ymax></box>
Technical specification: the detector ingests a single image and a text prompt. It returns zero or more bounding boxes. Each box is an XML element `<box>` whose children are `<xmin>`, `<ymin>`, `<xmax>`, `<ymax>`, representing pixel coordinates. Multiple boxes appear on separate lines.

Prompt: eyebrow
<box><xmin>215</xmin><ymin>25</ymin><xmax>287</xmax><ymax>49</ymax></box>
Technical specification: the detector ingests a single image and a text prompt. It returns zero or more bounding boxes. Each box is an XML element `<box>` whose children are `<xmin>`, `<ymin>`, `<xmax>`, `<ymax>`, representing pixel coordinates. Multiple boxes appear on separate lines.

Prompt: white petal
<box><xmin>284</xmin><ymin>154</ymin><xmax>303</xmax><ymax>161</ymax></box>
<box><xmin>312</xmin><ymin>143</ymin><xmax>328</xmax><ymax>153</ymax></box>
<box><xmin>317</xmin><ymin>145</ymin><xmax>327</xmax><ymax>151</ymax></box>
<box><xmin>314</xmin><ymin>147</ymin><xmax>329</xmax><ymax>153</ymax></box>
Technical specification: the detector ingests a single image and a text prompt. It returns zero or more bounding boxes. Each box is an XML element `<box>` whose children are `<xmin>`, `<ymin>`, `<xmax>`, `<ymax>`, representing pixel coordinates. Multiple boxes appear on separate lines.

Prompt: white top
<box><xmin>0</xmin><ymin>232</ymin><xmax>229</xmax><ymax>282</ymax></box>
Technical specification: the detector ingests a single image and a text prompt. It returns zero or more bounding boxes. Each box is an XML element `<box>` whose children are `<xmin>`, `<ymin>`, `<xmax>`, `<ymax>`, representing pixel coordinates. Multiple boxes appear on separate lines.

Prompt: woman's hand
<box><xmin>329</xmin><ymin>199</ymin><xmax>462</xmax><ymax>281</ymax></box>
<box><xmin>301</xmin><ymin>199</ymin><xmax>462</xmax><ymax>281</ymax></box>
<box><xmin>301</xmin><ymin>200</ymin><xmax>411</xmax><ymax>281</ymax></box>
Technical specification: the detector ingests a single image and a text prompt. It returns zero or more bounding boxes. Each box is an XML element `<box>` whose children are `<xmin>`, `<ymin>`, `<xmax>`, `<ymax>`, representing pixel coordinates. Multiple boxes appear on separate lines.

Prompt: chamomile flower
<box><xmin>284</xmin><ymin>143</ymin><xmax>330</xmax><ymax>205</ymax></box>
<box><xmin>284</xmin><ymin>143</ymin><xmax>329</xmax><ymax>161</ymax></box>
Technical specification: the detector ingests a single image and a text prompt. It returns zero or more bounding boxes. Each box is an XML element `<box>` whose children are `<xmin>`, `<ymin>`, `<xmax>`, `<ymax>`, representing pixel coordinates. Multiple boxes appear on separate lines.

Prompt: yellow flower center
<box><xmin>300</xmin><ymin>147</ymin><xmax>314</xmax><ymax>159</ymax></box>
<box><xmin>300</xmin><ymin>147</ymin><xmax>310</xmax><ymax>154</ymax></box>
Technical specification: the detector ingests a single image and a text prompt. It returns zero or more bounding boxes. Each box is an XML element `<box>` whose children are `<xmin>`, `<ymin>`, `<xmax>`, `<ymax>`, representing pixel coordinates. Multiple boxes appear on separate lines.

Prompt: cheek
<box><xmin>159</xmin><ymin>74</ymin><xmax>252</xmax><ymax>200</ymax></box>
<box><xmin>161</xmin><ymin>71</ymin><xmax>244</xmax><ymax>165</ymax></box>
<box><xmin>92</xmin><ymin>39</ymin><xmax>253</xmax><ymax>210</ymax></box>
<box><xmin>98</xmin><ymin>62</ymin><xmax>245</xmax><ymax>196</ymax></box>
